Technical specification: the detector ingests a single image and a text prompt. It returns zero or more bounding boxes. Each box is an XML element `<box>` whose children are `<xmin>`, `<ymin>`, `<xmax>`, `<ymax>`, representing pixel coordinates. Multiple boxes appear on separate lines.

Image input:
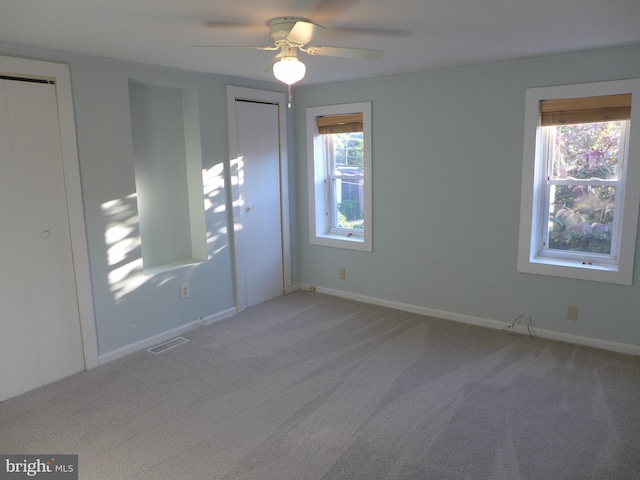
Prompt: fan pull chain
<box><xmin>288</xmin><ymin>84</ymin><xmax>292</xmax><ymax>108</ymax></box>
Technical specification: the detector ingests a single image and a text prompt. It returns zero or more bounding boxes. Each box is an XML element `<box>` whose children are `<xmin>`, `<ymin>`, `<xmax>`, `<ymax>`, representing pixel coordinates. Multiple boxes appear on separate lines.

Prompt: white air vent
<box><xmin>147</xmin><ymin>336</ymin><xmax>189</xmax><ymax>354</ymax></box>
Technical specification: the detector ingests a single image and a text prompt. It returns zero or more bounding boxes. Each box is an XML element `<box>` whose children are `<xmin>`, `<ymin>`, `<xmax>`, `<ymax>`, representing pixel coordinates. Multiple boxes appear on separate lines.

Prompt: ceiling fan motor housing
<box><xmin>269</xmin><ymin>17</ymin><xmax>306</xmax><ymax>43</ymax></box>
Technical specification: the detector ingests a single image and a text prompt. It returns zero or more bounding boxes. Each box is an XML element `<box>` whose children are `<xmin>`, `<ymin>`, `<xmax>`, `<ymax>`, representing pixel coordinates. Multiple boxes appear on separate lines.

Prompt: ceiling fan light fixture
<box><xmin>273</xmin><ymin>56</ymin><xmax>306</xmax><ymax>85</ymax></box>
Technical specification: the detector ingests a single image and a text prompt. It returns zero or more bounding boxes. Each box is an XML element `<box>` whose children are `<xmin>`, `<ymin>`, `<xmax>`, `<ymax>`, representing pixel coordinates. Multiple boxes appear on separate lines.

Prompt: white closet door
<box><xmin>235</xmin><ymin>100</ymin><xmax>284</xmax><ymax>307</ymax></box>
<box><xmin>0</xmin><ymin>79</ymin><xmax>84</xmax><ymax>402</ymax></box>
<box><xmin>0</xmin><ymin>80</ymin><xmax>41</xmax><ymax>400</ymax></box>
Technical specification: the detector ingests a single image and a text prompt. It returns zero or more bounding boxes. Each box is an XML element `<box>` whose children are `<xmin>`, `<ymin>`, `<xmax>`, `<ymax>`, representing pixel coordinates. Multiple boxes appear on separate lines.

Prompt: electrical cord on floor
<box><xmin>501</xmin><ymin>314</ymin><xmax>536</xmax><ymax>338</ymax></box>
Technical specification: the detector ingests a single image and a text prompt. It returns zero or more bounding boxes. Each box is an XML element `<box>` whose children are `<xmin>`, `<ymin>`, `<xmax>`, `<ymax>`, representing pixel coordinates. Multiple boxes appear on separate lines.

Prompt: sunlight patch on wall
<box><xmin>101</xmin><ymin>193</ymin><xmax>149</xmax><ymax>303</ymax></box>
<box><xmin>203</xmin><ymin>162</ymin><xmax>229</xmax><ymax>253</ymax></box>
<box><xmin>230</xmin><ymin>156</ymin><xmax>245</xmax><ymax>234</ymax></box>
<box><xmin>203</xmin><ymin>162</ymin><xmax>225</xmax><ymax>222</ymax></box>
<box><xmin>203</xmin><ymin>162</ymin><xmax>225</xmax><ymax>199</ymax></box>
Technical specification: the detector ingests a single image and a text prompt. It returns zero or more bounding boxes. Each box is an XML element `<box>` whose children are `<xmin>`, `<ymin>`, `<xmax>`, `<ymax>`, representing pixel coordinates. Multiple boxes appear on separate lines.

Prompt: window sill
<box><xmin>143</xmin><ymin>257</ymin><xmax>207</xmax><ymax>276</ymax></box>
<box><xmin>517</xmin><ymin>256</ymin><xmax>630</xmax><ymax>285</ymax></box>
<box><xmin>310</xmin><ymin>232</ymin><xmax>371</xmax><ymax>252</ymax></box>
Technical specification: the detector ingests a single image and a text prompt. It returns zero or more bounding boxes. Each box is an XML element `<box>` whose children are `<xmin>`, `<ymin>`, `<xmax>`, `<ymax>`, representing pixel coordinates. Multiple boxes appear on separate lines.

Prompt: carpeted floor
<box><xmin>2</xmin><ymin>291</ymin><xmax>639</xmax><ymax>479</ymax></box>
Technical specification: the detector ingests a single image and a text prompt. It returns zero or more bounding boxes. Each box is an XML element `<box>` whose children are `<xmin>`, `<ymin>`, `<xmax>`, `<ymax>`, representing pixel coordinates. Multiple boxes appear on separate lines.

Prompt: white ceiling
<box><xmin>1</xmin><ymin>0</ymin><xmax>639</xmax><ymax>85</ymax></box>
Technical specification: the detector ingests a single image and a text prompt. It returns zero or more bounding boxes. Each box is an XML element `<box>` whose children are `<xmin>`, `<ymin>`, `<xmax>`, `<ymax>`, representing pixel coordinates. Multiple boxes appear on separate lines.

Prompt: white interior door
<box><xmin>235</xmin><ymin>99</ymin><xmax>284</xmax><ymax>307</ymax></box>
<box><xmin>0</xmin><ymin>78</ymin><xmax>85</xmax><ymax>402</ymax></box>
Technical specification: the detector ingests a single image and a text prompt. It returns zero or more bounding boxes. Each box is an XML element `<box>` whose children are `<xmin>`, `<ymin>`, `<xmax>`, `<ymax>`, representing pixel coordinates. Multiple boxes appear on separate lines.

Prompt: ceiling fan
<box><xmin>198</xmin><ymin>16</ymin><xmax>384</xmax><ymax>86</ymax></box>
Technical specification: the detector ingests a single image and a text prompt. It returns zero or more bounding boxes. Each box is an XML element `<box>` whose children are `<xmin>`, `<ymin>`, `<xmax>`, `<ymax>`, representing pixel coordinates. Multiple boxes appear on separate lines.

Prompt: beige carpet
<box><xmin>2</xmin><ymin>291</ymin><xmax>639</xmax><ymax>479</ymax></box>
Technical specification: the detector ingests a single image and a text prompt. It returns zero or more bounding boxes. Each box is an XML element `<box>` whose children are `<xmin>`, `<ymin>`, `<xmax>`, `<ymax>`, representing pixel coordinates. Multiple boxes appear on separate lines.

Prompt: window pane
<box><xmin>331</xmin><ymin>176</ymin><xmax>364</xmax><ymax>230</ymax></box>
<box><xmin>548</xmin><ymin>185</ymin><xmax>615</xmax><ymax>254</ymax></box>
<box><xmin>333</xmin><ymin>132</ymin><xmax>364</xmax><ymax>167</ymax></box>
<box><xmin>551</xmin><ymin>121</ymin><xmax>622</xmax><ymax>180</ymax></box>
<box><xmin>330</xmin><ymin>132</ymin><xmax>365</xmax><ymax>231</ymax></box>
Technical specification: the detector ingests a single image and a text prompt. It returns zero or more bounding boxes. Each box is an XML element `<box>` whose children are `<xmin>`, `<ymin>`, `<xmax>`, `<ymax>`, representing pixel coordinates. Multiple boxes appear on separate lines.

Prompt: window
<box><xmin>307</xmin><ymin>102</ymin><xmax>372</xmax><ymax>251</ymax></box>
<box><xmin>518</xmin><ymin>79</ymin><xmax>640</xmax><ymax>284</ymax></box>
<box><xmin>325</xmin><ymin>128</ymin><xmax>364</xmax><ymax>231</ymax></box>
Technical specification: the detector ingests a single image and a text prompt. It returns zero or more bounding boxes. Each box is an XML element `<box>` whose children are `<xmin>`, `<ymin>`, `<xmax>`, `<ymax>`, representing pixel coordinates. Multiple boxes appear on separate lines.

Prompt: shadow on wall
<box><xmin>100</xmin><ymin>162</ymin><xmax>229</xmax><ymax>305</ymax></box>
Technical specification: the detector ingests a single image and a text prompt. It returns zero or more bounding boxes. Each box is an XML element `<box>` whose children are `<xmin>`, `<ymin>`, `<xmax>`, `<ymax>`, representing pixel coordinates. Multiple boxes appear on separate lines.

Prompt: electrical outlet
<box><xmin>339</xmin><ymin>268</ymin><xmax>346</xmax><ymax>280</ymax></box>
<box><xmin>180</xmin><ymin>283</ymin><xmax>190</xmax><ymax>300</ymax></box>
<box><xmin>566</xmin><ymin>304</ymin><xmax>578</xmax><ymax>321</ymax></box>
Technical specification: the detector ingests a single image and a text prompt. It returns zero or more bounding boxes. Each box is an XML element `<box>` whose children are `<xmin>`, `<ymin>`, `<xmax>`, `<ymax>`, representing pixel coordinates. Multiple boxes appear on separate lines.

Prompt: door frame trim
<box><xmin>0</xmin><ymin>55</ymin><xmax>99</xmax><ymax>369</ymax></box>
<box><xmin>226</xmin><ymin>86</ymin><xmax>291</xmax><ymax>311</ymax></box>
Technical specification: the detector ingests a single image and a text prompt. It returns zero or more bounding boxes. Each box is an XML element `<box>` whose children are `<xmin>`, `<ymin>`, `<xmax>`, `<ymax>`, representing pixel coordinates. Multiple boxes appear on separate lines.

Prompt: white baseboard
<box><xmin>301</xmin><ymin>284</ymin><xmax>640</xmax><ymax>357</ymax></box>
<box><xmin>201</xmin><ymin>307</ymin><xmax>237</xmax><ymax>326</ymax></box>
<box><xmin>286</xmin><ymin>284</ymin><xmax>303</xmax><ymax>294</ymax></box>
<box><xmin>99</xmin><ymin>307</ymin><xmax>238</xmax><ymax>365</ymax></box>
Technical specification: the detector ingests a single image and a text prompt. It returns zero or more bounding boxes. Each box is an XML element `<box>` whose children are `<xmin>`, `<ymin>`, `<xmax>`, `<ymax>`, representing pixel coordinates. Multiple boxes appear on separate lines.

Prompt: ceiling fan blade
<box><xmin>304</xmin><ymin>46</ymin><xmax>383</xmax><ymax>60</ymax></box>
<box><xmin>191</xmin><ymin>45</ymin><xmax>278</xmax><ymax>51</ymax></box>
<box><xmin>286</xmin><ymin>20</ymin><xmax>326</xmax><ymax>46</ymax></box>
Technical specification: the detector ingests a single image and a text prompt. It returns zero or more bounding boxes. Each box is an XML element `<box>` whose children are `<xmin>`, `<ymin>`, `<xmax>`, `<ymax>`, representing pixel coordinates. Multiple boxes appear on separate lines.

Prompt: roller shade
<box><xmin>540</xmin><ymin>93</ymin><xmax>631</xmax><ymax>126</ymax></box>
<box><xmin>316</xmin><ymin>113</ymin><xmax>363</xmax><ymax>134</ymax></box>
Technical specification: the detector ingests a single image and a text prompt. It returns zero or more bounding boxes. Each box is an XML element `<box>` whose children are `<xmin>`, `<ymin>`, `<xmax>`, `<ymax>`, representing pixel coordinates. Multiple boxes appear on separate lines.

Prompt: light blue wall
<box><xmin>2</xmin><ymin>40</ymin><xmax>639</xmax><ymax>356</ymax></box>
<box><xmin>0</xmin><ymin>43</ymin><xmax>294</xmax><ymax>356</ymax></box>
<box><xmin>295</xmin><ymin>45</ymin><xmax>640</xmax><ymax>348</ymax></box>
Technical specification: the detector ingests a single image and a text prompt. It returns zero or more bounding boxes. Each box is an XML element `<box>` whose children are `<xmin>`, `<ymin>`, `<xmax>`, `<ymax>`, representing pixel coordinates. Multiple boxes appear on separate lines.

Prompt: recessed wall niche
<box><xmin>128</xmin><ymin>80</ymin><xmax>207</xmax><ymax>274</ymax></box>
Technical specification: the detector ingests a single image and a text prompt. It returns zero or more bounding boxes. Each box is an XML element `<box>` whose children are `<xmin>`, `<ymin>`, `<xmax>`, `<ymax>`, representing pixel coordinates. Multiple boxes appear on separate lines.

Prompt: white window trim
<box><xmin>517</xmin><ymin>78</ymin><xmax>640</xmax><ymax>285</ymax></box>
<box><xmin>307</xmin><ymin>102</ymin><xmax>372</xmax><ymax>252</ymax></box>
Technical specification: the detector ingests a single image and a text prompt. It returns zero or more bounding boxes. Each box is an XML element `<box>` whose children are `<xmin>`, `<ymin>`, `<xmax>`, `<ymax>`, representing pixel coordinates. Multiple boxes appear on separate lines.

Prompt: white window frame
<box><xmin>325</xmin><ymin>133</ymin><xmax>365</xmax><ymax>235</ymax></box>
<box><xmin>307</xmin><ymin>102</ymin><xmax>372</xmax><ymax>252</ymax></box>
<box><xmin>517</xmin><ymin>79</ymin><xmax>640</xmax><ymax>285</ymax></box>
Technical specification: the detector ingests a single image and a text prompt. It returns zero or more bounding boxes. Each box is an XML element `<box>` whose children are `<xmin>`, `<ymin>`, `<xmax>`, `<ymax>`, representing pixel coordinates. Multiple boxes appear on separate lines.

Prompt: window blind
<box><xmin>540</xmin><ymin>94</ymin><xmax>631</xmax><ymax>126</ymax></box>
<box><xmin>316</xmin><ymin>113</ymin><xmax>363</xmax><ymax>134</ymax></box>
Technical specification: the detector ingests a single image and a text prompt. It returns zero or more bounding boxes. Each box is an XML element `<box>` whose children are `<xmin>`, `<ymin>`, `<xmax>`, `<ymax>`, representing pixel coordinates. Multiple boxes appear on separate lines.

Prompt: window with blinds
<box><xmin>316</xmin><ymin>113</ymin><xmax>363</xmax><ymax>134</ymax></box>
<box><xmin>540</xmin><ymin>94</ymin><xmax>631</xmax><ymax>126</ymax></box>
<box><xmin>518</xmin><ymin>79</ymin><xmax>640</xmax><ymax>285</ymax></box>
<box><xmin>307</xmin><ymin>102</ymin><xmax>372</xmax><ymax>252</ymax></box>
